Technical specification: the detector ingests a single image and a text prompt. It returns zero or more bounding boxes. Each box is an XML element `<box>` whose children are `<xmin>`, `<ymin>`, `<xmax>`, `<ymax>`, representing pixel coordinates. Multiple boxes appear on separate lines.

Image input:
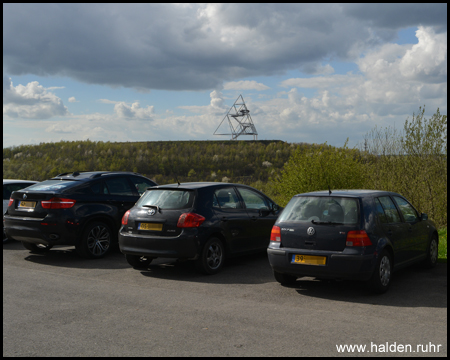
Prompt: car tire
<box><xmin>76</xmin><ymin>221</ymin><xmax>112</xmax><ymax>259</ymax></box>
<box><xmin>195</xmin><ymin>237</ymin><xmax>225</xmax><ymax>275</ymax></box>
<box><xmin>125</xmin><ymin>254</ymin><xmax>154</xmax><ymax>269</ymax></box>
<box><xmin>21</xmin><ymin>241</ymin><xmax>53</xmax><ymax>253</ymax></box>
<box><xmin>273</xmin><ymin>270</ymin><xmax>297</xmax><ymax>285</ymax></box>
<box><xmin>423</xmin><ymin>235</ymin><xmax>438</xmax><ymax>269</ymax></box>
<box><xmin>368</xmin><ymin>249</ymin><xmax>392</xmax><ymax>294</ymax></box>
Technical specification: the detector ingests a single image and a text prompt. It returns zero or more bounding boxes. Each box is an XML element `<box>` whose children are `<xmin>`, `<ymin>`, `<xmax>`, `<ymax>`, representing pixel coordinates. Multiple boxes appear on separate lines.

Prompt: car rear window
<box><xmin>136</xmin><ymin>189</ymin><xmax>194</xmax><ymax>210</ymax></box>
<box><xmin>278</xmin><ymin>196</ymin><xmax>359</xmax><ymax>224</ymax></box>
<box><xmin>24</xmin><ymin>180</ymin><xmax>78</xmax><ymax>192</ymax></box>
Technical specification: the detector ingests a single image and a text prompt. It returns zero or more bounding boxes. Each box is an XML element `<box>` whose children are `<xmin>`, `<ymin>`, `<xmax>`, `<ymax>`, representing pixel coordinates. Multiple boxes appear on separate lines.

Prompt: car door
<box><xmin>236</xmin><ymin>187</ymin><xmax>278</xmax><ymax>251</ymax></box>
<box><xmin>211</xmin><ymin>186</ymin><xmax>252</xmax><ymax>254</ymax></box>
<box><xmin>392</xmin><ymin>195</ymin><xmax>429</xmax><ymax>260</ymax></box>
<box><xmin>104</xmin><ymin>176</ymin><xmax>140</xmax><ymax>222</ymax></box>
<box><xmin>374</xmin><ymin>196</ymin><xmax>411</xmax><ymax>266</ymax></box>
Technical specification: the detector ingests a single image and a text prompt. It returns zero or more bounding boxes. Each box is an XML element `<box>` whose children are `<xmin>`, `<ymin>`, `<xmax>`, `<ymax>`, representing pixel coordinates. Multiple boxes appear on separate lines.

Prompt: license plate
<box><xmin>292</xmin><ymin>254</ymin><xmax>326</xmax><ymax>265</ymax></box>
<box><xmin>139</xmin><ymin>223</ymin><xmax>163</xmax><ymax>231</ymax></box>
<box><xmin>18</xmin><ymin>201</ymin><xmax>36</xmax><ymax>209</ymax></box>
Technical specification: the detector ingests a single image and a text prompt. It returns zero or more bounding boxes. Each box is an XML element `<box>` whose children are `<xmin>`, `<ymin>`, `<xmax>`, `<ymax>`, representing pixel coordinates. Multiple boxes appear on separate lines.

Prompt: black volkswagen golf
<box><xmin>4</xmin><ymin>171</ymin><xmax>157</xmax><ymax>258</ymax></box>
<box><xmin>119</xmin><ymin>182</ymin><xmax>281</xmax><ymax>274</ymax></box>
<box><xmin>267</xmin><ymin>190</ymin><xmax>439</xmax><ymax>293</ymax></box>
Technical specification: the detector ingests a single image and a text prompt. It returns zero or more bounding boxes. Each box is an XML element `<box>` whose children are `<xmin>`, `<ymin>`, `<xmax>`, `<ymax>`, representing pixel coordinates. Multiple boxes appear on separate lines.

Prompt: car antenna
<box><xmin>328</xmin><ymin>185</ymin><xmax>332</xmax><ymax>195</ymax></box>
<box><xmin>167</xmin><ymin>161</ymin><xmax>181</xmax><ymax>186</ymax></box>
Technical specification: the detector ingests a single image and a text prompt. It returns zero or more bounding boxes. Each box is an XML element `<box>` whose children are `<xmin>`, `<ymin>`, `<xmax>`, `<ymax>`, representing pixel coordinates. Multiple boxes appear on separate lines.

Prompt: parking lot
<box><xmin>3</xmin><ymin>241</ymin><xmax>447</xmax><ymax>357</ymax></box>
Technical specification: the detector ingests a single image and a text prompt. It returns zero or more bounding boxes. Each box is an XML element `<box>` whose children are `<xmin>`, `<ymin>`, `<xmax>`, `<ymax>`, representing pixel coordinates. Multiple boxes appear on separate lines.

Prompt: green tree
<box><xmin>270</xmin><ymin>140</ymin><xmax>365</xmax><ymax>206</ymax></box>
<box><xmin>360</xmin><ymin>107</ymin><xmax>447</xmax><ymax>227</ymax></box>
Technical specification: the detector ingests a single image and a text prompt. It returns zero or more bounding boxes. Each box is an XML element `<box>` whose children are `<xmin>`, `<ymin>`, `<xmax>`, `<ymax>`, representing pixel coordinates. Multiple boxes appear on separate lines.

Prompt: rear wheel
<box><xmin>273</xmin><ymin>270</ymin><xmax>297</xmax><ymax>285</ymax></box>
<box><xmin>76</xmin><ymin>222</ymin><xmax>112</xmax><ymax>259</ymax></box>
<box><xmin>195</xmin><ymin>237</ymin><xmax>224</xmax><ymax>275</ymax></box>
<box><xmin>368</xmin><ymin>249</ymin><xmax>392</xmax><ymax>293</ymax></box>
<box><xmin>125</xmin><ymin>254</ymin><xmax>154</xmax><ymax>269</ymax></box>
<box><xmin>22</xmin><ymin>242</ymin><xmax>53</xmax><ymax>253</ymax></box>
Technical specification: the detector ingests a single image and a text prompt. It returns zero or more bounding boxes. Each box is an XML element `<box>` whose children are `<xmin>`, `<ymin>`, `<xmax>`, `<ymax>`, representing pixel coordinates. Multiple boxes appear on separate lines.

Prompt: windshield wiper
<box><xmin>142</xmin><ymin>205</ymin><xmax>161</xmax><ymax>212</ymax></box>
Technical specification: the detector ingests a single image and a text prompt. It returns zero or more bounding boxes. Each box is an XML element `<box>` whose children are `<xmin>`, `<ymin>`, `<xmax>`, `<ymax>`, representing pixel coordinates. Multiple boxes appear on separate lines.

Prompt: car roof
<box><xmin>295</xmin><ymin>189</ymin><xmax>398</xmax><ymax>197</ymax></box>
<box><xmin>3</xmin><ymin>179</ymin><xmax>39</xmax><ymax>184</ymax></box>
<box><xmin>152</xmin><ymin>182</ymin><xmax>253</xmax><ymax>190</ymax></box>
<box><xmin>51</xmin><ymin>171</ymin><xmax>144</xmax><ymax>181</ymax></box>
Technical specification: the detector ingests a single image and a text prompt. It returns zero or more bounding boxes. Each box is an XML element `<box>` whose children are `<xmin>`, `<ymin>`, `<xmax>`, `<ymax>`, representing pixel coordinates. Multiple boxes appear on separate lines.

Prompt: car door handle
<box><xmin>221</xmin><ymin>217</ymin><xmax>228</xmax><ymax>222</ymax></box>
<box><xmin>251</xmin><ymin>216</ymin><xmax>258</xmax><ymax>221</ymax></box>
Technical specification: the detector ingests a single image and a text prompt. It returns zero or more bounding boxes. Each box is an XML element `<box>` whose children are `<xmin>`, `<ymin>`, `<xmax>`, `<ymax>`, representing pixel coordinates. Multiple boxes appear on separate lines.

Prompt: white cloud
<box><xmin>68</xmin><ymin>96</ymin><xmax>78</xmax><ymax>102</ymax></box>
<box><xmin>223</xmin><ymin>80</ymin><xmax>270</xmax><ymax>91</ymax></box>
<box><xmin>3</xmin><ymin>76</ymin><xmax>69</xmax><ymax>119</ymax></box>
<box><xmin>399</xmin><ymin>27</ymin><xmax>447</xmax><ymax>83</ymax></box>
<box><xmin>113</xmin><ymin>101</ymin><xmax>154</xmax><ymax>120</ymax></box>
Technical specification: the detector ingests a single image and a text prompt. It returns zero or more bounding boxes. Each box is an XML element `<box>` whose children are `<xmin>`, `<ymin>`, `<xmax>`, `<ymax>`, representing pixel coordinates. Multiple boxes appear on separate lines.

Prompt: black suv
<box><xmin>4</xmin><ymin>171</ymin><xmax>157</xmax><ymax>258</ymax></box>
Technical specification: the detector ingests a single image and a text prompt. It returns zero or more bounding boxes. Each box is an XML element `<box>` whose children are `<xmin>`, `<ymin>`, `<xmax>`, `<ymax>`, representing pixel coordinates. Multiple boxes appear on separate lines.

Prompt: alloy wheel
<box><xmin>86</xmin><ymin>225</ymin><xmax>111</xmax><ymax>257</ymax></box>
<box><xmin>379</xmin><ymin>255</ymin><xmax>391</xmax><ymax>287</ymax></box>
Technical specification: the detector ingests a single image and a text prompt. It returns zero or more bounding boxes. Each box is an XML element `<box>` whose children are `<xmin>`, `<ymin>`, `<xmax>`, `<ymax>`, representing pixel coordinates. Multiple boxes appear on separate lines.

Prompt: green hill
<box><xmin>3</xmin><ymin>140</ymin><xmax>310</xmax><ymax>190</ymax></box>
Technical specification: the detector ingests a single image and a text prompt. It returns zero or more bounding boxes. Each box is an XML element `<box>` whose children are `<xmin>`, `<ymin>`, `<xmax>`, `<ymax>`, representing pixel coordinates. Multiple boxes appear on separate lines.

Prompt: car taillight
<box><xmin>270</xmin><ymin>225</ymin><xmax>281</xmax><ymax>242</ymax></box>
<box><xmin>177</xmin><ymin>213</ymin><xmax>205</xmax><ymax>228</ymax></box>
<box><xmin>346</xmin><ymin>230</ymin><xmax>372</xmax><ymax>247</ymax></box>
<box><xmin>41</xmin><ymin>197</ymin><xmax>76</xmax><ymax>209</ymax></box>
<box><xmin>122</xmin><ymin>210</ymin><xmax>131</xmax><ymax>225</ymax></box>
<box><xmin>8</xmin><ymin>198</ymin><xmax>13</xmax><ymax>207</ymax></box>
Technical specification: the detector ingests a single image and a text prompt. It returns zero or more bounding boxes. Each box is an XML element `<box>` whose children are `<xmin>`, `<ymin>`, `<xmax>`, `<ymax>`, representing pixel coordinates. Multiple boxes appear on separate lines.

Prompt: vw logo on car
<box><xmin>307</xmin><ymin>227</ymin><xmax>315</xmax><ymax>236</ymax></box>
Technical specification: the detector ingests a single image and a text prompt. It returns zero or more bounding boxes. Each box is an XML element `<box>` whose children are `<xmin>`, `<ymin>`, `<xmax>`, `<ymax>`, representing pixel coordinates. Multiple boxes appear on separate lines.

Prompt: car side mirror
<box><xmin>272</xmin><ymin>204</ymin><xmax>280</xmax><ymax>213</ymax></box>
<box><xmin>421</xmin><ymin>213</ymin><xmax>428</xmax><ymax>221</ymax></box>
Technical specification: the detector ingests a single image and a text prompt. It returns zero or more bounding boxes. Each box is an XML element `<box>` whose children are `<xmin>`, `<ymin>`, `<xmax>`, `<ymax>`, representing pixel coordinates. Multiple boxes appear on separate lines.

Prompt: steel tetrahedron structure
<box><xmin>214</xmin><ymin>95</ymin><xmax>258</xmax><ymax>140</ymax></box>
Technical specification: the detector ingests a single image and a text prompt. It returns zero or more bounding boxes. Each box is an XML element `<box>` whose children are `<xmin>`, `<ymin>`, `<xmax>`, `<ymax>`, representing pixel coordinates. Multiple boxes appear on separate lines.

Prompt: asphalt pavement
<box><xmin>3</xmin><ymin>241</ymin><xmax>447</xmax><ymax>357</ymax></box>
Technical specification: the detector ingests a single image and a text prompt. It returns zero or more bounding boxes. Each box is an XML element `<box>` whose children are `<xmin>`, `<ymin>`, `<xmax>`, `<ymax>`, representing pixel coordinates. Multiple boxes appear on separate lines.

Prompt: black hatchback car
<box><xmin>4</xmin><ymin>171</ymin><xmax>157</xmax><ymax>258</ymax></box>
<box><xmin>267</xmin><ymin>190</ymin><xmax>438</xmax><ymax>293</ymax></box>
<box><xmin>119</xmin><ymin>182</ymin><xmax>281</xmax><ymax>274</ymax></box>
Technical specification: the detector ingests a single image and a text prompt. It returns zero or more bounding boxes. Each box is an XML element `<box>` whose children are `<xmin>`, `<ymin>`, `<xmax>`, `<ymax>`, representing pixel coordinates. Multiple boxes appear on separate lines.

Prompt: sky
<box><xmin>3</xmin><ymin>3</ymin><xmax>447</xmax><ymax>149</ymax></box>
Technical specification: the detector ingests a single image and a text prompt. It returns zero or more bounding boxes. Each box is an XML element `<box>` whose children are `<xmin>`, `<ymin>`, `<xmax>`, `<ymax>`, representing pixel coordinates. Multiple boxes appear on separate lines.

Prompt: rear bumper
<box><xmin>4</xmin><ymin>215</ymin><xmax>77</xmax><ymax>246</ymax></box>
<box><xmin>119</xmin><ymin>229</ymin><xmax>200</xmax><ymax>259</ymax></box>
<box><xmin>267</xmin><ymin>247</ymin><xmax>376</xmax><ymax>281</ymax></box>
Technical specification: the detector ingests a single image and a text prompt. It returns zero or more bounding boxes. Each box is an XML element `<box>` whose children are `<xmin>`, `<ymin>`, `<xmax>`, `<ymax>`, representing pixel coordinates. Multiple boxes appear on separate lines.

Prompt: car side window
<box><xmin>374</xmin><ymin>198</ymin><xmax>388</xmax><ymax>224</ymax></box>
<box><xmin>90</xmin><ymin>181</ymin><xmax>109</xmax><ymax>195</ymax></box>
<box><xmin>104</xmin><ymin>177</ymin><xmax>135</xmax><ymax>196</ymax></box>
<box><xmin>393</xmin><ymin>196</ymin><xmax>419</xmax><ymax>223</ymax></box>
<box><xmin>376</xmin><ymin>196</ymin><xmax>401</xmax><ymax>223</ymax></box>
<box><xmin>130</xmin><ymin>176</ymin><xmax>156</xmax><ymax>196</ymax></box>
<box><xmin>237</xmin><ymin>188</ymin><xmax>269</xmax><ymax>210</ymax></box>
<box><xmin>213</xmin><ymin>187</ymin><xmax>242</xmax><ymax>209</ymax></box>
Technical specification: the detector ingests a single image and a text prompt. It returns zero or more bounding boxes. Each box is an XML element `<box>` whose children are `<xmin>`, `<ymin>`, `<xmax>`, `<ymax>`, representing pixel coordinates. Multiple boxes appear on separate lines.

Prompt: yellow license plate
<box><xmin>292</xmin><ymin>254</ymin><xmax>326</xmax><ymax>265</ymax></box>
<box><xmin>18</xmin><ymin>201</ymin><xmax>36</xmax><ymax>209</ymax></box>
<box><xmin>139</xmin><ymin>223</ymin><xmax>163</xmax><ymax>231</ymax></box>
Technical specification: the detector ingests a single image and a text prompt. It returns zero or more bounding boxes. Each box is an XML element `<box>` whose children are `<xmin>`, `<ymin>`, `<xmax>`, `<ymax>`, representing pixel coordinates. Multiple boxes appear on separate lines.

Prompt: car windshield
<box><xmin>136</xmin><ymin>189</ymin><xmax>194</xmax><ymax>210</ymax></box>
<box><xmin>23</xmin><ymin>180</ymin><xmax>78</xmax><ymax>192</ymax></box>
<box><xmin>278</xmin><ymin>196</ymin><xmax>359</xmax><ymax>224</ymax></box>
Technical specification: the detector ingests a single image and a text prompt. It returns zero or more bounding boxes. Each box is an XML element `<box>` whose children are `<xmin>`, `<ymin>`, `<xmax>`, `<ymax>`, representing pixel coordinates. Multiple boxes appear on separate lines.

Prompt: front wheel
<box><xmin>76</xmin><ymin>222</ymin><xmax>112</xmax><ymax>259</ymax></box>
<box><xmin>368</xmin><ymin>249</ymin><xmax>392</xmax><ymax>293</ymax></box>
<box><xmin>125</xmin><ymin>254</ymin><xmax>155</xmax><ymax>269</ymax></box>
<box><xmin>195</xmin><ymin>237</ymin><xmax>225</xmax><ymax>275</ymax></box>
<box><xmin>423</xmin><ymin>235</ymin><xmax>438</xmax><ymax>268</ymax></box>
